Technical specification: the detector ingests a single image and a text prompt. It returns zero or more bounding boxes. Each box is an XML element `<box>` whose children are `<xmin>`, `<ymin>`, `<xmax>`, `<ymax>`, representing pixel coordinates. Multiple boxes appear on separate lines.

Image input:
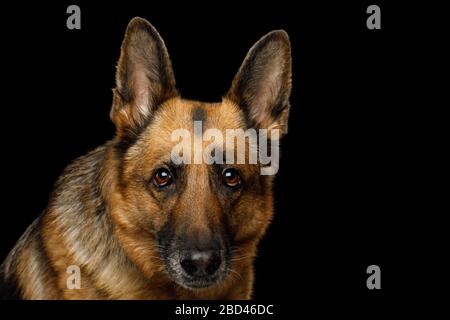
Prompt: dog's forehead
<box><xmin>145</xmin><ymin>98</ymin><xmax>245</xmax><ymax>144</ymax></box>
<box><xmin>158</xmin><ymin>98</ymin><xmax>244</xmax><ymax>131</ymax></box>
<box><xmin>128</xmin><ymin>98</ymin><xmax>247</xmax><ymax>166</ymax></box>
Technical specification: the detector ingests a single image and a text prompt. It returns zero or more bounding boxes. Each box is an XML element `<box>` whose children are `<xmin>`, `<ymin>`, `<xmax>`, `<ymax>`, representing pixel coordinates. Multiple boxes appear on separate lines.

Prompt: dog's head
<box><xmin>108</xmin><ymin>17</ymin><xmax>291</xmax><ymax>290</ymax></box>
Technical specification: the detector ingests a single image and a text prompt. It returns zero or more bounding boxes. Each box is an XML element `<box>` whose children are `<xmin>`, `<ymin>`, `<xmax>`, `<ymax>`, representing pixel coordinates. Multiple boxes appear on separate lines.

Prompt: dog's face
<box><xmin>108</xmin><ymin>18</ymin><xmax>291</xmax><ymax>290</ymax></box>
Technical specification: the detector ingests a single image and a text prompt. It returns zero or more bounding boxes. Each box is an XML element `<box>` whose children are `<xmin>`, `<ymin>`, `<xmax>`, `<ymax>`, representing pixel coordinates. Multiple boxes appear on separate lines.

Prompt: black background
<box><xmin>0</xmin><ymin>0</ymin><xmax>426</xmax><ymax>316</ymax></box>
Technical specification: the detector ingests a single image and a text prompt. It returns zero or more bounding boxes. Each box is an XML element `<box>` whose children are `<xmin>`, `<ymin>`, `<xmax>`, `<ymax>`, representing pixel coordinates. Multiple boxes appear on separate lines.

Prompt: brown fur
<box><xmin>0</xmin><ymin>17</ymin><xmax>291</xmax><ymax>299</ymax></box>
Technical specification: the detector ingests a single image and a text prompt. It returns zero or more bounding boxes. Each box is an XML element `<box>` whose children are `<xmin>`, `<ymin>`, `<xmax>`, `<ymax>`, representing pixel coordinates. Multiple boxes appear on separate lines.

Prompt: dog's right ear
<box><xmin>111</xmin><ymin>17</ymin><xmax>178</xmax><ymax>137</ymax></box>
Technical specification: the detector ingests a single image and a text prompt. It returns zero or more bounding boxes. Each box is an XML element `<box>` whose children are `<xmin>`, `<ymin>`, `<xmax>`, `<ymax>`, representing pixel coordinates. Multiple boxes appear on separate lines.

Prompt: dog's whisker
<box><xmin>231</xmin><ymin>254</ymin><xmax>253</xmax><ymax>260</ymax></box>
<box><xmin>229</xmin><ymin>269</ymin><xmax>243</xmax><ymax>281</ymax></box>
<box><xmin>231</xmin><ymin>257</ymin><xmax>251</xmax><ymax>262</ymax></box>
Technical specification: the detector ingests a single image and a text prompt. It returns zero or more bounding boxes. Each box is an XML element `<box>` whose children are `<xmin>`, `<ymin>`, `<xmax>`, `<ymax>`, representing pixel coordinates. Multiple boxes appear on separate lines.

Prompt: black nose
<box><xmin>180</xmin><ymin>251</ymin><xmax>222</xmax><ymax>277</ymax></box>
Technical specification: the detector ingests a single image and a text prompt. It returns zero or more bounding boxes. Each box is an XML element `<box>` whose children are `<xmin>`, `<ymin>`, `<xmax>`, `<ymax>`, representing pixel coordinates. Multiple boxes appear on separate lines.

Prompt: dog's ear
<box><xmin>226</xmin><ymin>30</ymin><xmax>292</xmax><ymax>135</ymax></box>
<box><xmin>111</xmin><ymin>17</ymin><xmax>178</xmax><ymax>136</ymax></box>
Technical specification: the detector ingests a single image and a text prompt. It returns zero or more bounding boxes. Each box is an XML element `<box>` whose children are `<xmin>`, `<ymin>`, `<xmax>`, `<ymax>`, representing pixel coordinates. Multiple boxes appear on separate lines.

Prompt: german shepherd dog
<box><xmin>0</xmin><ymin>17</ymin><xmax>292</xmax><ymax>299</ymax></box>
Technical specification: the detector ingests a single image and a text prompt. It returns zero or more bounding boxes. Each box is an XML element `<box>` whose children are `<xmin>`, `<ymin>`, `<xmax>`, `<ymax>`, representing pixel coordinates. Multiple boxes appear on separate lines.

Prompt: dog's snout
<box><xmin>180</xmin><ymin>251</ymin><xmax>222</xmax><ymax>277</ymax></box>
<box><xmin>166</xmin><ymin>227</ymin><xmax>230</xmax><ymax>287</ymax></box>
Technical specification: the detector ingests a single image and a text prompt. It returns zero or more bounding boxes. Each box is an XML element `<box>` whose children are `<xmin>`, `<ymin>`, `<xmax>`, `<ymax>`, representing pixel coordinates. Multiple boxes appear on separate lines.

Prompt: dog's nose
<box><xmin>180</xmin><ymin>251</ymin><xmax>222</xmax><ymax>277</ymax></box>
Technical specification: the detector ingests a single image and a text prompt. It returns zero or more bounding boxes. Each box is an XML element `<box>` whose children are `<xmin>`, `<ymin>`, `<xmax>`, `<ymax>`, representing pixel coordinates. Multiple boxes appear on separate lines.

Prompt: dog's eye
<box><xmin>222</xmin><ymin>168</ymin><xmax>241</xmax><ymax>188</ymax></box>
<box><xmin>153</xmin><ymin>168</ymin><xmax>173</xmax><ymax>188</ymax></box>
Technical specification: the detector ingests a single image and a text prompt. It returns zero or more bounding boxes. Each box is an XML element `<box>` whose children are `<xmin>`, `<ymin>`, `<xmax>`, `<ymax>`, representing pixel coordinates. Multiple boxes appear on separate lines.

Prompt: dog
<box><xmin>0</xmin><ymin>17</ymin><xmax>292</xmax><ymax>299</ymax></box>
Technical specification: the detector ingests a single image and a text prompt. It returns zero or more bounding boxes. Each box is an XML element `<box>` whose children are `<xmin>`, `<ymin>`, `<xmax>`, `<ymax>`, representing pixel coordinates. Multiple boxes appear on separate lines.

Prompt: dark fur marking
<box><xmin>156</xmin><ymin>216</ymin><xmax>175</xmax><ymax>260</ymax></box>
<box><xmin>192</xmin><ymin>105</ymin><xmax>206</xmax><ymax>123</ymax></box>
<box><xmin>0</xmin><ymin>270</ymin><xmax>21</xmax><ymax>300</ymax></box>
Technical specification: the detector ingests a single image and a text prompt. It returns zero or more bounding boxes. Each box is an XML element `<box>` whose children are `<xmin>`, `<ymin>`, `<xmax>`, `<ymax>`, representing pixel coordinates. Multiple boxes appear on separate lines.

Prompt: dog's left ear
<box><xmin>226</xmin><ymin>30</ymin><xmax>292</xmax><ymax>135</ymax></box>
<box><xmin>111</xmin><ymin>17</ymin><xmax>178</xmax><ymax>137</ymax></box>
